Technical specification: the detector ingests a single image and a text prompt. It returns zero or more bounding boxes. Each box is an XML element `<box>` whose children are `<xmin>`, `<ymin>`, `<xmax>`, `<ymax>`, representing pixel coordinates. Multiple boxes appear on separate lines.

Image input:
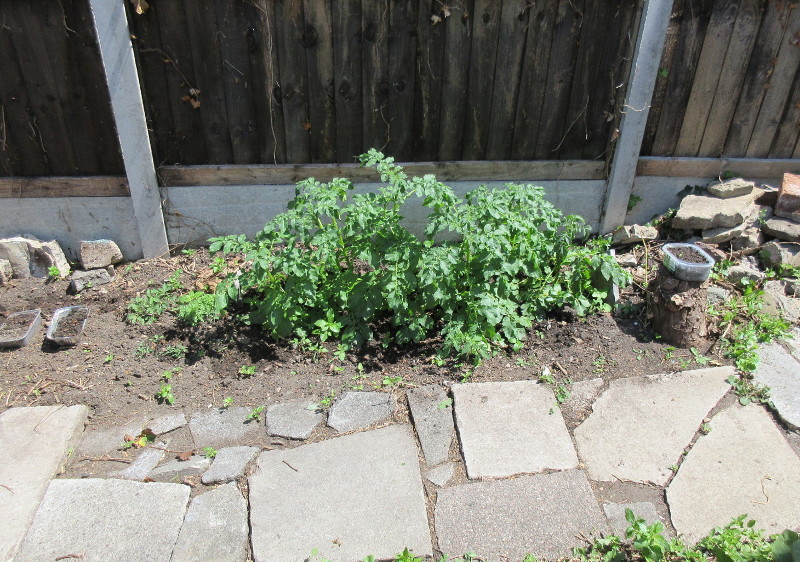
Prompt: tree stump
<box><xmin>648</xmin><ymin>264</ymin><xmax>708</xmax><ymax>349</ymax></box>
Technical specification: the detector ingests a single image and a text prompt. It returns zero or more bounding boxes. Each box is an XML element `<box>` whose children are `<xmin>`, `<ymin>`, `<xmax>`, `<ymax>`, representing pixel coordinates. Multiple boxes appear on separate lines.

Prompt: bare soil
<box><xmin>0</xmin><ymin>250</ymin><xmax>725</xmax><ymax>430</ymax></box>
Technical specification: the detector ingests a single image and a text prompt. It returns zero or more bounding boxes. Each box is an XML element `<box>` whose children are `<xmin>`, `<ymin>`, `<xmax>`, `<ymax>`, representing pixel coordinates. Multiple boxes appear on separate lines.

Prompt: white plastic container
<box><xmin>0</xmin><ymin>309</ymin><xmax>42</xmax><ymax>348</ymax></box>
<box><xmin>46</xmin><ymin>306</ymin><xmax>89</xmax><ymax>346</ymax></box>
<box><xmin>662</xmin><ymin>243</ymin><xmax>715</xmax><ymax>282</ymax></box>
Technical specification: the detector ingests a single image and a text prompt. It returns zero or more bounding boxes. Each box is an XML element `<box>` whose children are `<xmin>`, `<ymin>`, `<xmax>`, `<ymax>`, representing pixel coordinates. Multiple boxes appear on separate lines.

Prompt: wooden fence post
<box><xmin>600</xmin><ymin>0</ymin><xmax>675</xmax><ymax>234</ymax></box>
<box><xmin>89</xmin><ymin>0</ymin><xmax>169</xmax><ymax>259</ymax></box>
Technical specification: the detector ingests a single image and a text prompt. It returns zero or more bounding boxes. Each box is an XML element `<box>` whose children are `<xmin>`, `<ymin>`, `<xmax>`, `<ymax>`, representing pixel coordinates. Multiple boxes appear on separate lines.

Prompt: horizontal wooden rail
<box><xmin>0</xmin><ymin>176</ymin><xmax>130</xmax><ymax>198</ymax></box>
<box><xmin>637</xmin><ymin>157</ymin><xmax>800</xmax><ymax>178</ymax></box>
<box><xmin>159</xmin><ymin>160</ymin><xmax>607</xmax><ymax>187</ymax></box>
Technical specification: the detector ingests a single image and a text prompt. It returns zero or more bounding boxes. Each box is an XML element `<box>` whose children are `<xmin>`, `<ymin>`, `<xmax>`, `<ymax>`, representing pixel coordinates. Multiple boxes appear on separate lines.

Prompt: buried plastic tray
<box><xmin>662</xmin><ymin>243</ymin><xmax>715</xmax><ymax>282</ymax></box>
<box><xmin>0</xmin><ymin>309</ymin><xmax>42</xmax><ymax>348</ymax></box>
<box><xmin>46</xmin><ymin>306</ymin><xmax>90</xmax><ymax>346</ymax></box>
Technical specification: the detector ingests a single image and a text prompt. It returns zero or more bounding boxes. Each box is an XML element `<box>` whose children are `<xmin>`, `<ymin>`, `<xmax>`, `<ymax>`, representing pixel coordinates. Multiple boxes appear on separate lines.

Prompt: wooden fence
<box><xmin>642</xmin><ymin>0</ymin><xmax>800</xmax><ymax>159</ymax></box>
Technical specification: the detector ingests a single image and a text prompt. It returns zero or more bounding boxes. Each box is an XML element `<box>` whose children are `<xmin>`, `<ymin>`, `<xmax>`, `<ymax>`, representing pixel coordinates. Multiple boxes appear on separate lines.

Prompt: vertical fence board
<box><xmin>331</xmin><ymin>0</ymin><xmax>362</xmax><ymax>162</ymax></box>
<box><xmin>362</xmin><ymin>1</ymin><xmax>390</xmax><ymax>152</ymax></box>
<box><xmin>769</xmin><ymin>66</ymin><xmax>800</xmax><ymax>158</ymax></box>
<box><xmin>386</xmin><ymin>0</ymin><xmax>418</xmax><ymax>161</ymax></box>
<box><xmin>438</xmin><ymin>1</ymin><xmax>473</xmax><ymax>161</ymax></box>
<box><xmin>412</xmin><ymin>0</ymin><xmax>445</xmax><ymax>161</ymax></box>
<box><xmin>303</xmin><ymin>0</ymin><xmax>337</xmax><ymax>162</ymax></box>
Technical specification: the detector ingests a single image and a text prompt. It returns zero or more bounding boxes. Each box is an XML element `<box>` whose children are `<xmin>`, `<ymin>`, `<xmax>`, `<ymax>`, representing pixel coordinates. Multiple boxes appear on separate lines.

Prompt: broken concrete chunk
<box><xmin>760</xmin><ymin>241</ymin><xmax>800</xmax><ymax>269</ymax></box>
<box><xmin>731</xmin><ymin>226</ymin><xmax>765</xmax><ymax>251</ymax></box>
<box><xmin>672</xmin><ymin>195</ymin><xmax>755</xmax><ymax>230</ymax></box>
<box><xmin>0</xmin><ymin>259</ymin><xmax>12</xmax><ymax>284</ymax></box>
<box><xmin>762</xmin><ymin>217</ymin><xmax>800</xmax><ymax>242</ymax></box>
<box><xmin>615</xmin><ymin>253</ymin><xmax>638</xmax><ymax>267</ymax></box>
<box><xmin>611</xmin><ymin>225</ymin><xmax>658</xmax><ymax>246</ymax></box>
<box><xmin>0</xmin><ymin>236</ymin><xmax>69</xmax><ymax>278</ymax></box>
<box><xmin>79</xmin><ymin>239</ymin><xmax>123</xmax><ymax>269</ymax></box>
<box><xmin>707</xmin><ymin>178</ymin><xmax>754</xmax><ymax>199</ymax></box>
<box><xmin>701</xmin><ymin>223</ymin><xmax>745</xmax><ymax>245</ymax></box>
<box><xmin>69</xmin><ymin>268</ymin><xmax>113</xmax><ymax>293</ymax></box>
<box><xmin>775</xmin><ymin>173</ymin><xmax>800</xmax><ymax>222</ymax></box>
<box><xmin>725</xmin><ymin>264</ymin><xmax>765</xmax><ymax>286</ymax></box>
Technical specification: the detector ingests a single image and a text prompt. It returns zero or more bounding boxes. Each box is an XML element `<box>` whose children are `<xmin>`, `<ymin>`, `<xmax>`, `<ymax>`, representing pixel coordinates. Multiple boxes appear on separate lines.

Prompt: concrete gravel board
<box><xmin>0</xmin><ymin>405</ymin><xmax>88</xmax><ymax>561</ymax></box>
<box><xmin>248</xmin><ymin>424</ymin><xmax>432</xmax><ymax>561</ymax></box>
<box><xmin>327</xmin><ymin>391</ymin><xmax>394</xmax><ymax>433</ymax></box>
<box><xmin>573</xmin><ymin>367</ymin><xmax>732</xmax><ymax>485</ymax></box>
<box><xmin>452</xmin><ymin>380</ymin><xmax>578</xmax><ymax>479</ymax></box>
<box><xmin>754</xmin><ymin>343</ymin><xmax>800</xmax><ymax>430</ymax></box>
<box><xmin>170</xmin><ymin>482</ymin><xmax>248</xmax><ymax>562</ymax></box>
<box><xmin>15</xmin><ymin>478</ymin><xmax>189</xmax><ymax>562</ymax></box>
<box><xmin>201</xmin><ymin>445</ymin><xmax>259</xmax><ymax>485</ymax></box>
<box><xmin>265</xmin><ymin>398</ymin><xmax>324</xmax><ymax>440</ymax></box>
<box><xmin>435</xmin><ymin>470</ymin><xmax>608</xmax><ymax>561</ymax></box>
<box><xmin>189</xmin><ymin>407</ymin><xmax>261</xmax><ymax>448</ymax></box>
<box><xmin>667</xmin><ymin>404</ymin><xmax>800</xmax><ymax>543</ymax></box>
<box><xmin>407</xmin><ymin>385</ymin><xmax>455</xmax><ymax>466</ymax></box>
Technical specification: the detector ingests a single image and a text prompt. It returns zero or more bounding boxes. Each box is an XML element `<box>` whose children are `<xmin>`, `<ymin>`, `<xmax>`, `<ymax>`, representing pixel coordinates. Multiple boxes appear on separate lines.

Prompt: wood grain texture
<box><xmin>768</xmin><ymin>65</ymin><xmax>800</xmax><ymax>159</ymax></box>
<box><xmin>331</xmin><ymin>0</ymin><xmax>363</xmax><ymax>163</ymax></box>
<box><xmin>0</xmin><ymin>176</ymin><xmax>129</xmax><ymax>198</ymax></box>
<box><xmin>412</xmin><ymin>0</ymin><xmax>446</xmax><ymax>161</ymax></box>
<box><xmin>438</xmin><ymin>1</ymin><xmax>473</xmax><ymax>161</ymax></box>
<box><xmin>304</xmin><ymin>0</ymin><xmax>337</xmax><ymax>163</ymax></box>
<box><xmin>637</xmin><ymin>156</ymin><xmax>800</xmax><ymax>177</ymax></box>
<box><xmin>361</xmin><ymin>0</ymin><xmax>390</xmax><ymax>152</ymax></box>
<box><xmin>386</xmin><ymin>0</ymin><xmax>418</xmax><ymax>161</ymax></box>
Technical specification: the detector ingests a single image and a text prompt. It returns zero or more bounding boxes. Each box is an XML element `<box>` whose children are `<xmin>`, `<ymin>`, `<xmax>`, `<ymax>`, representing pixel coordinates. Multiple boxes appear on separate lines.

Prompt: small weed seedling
<box><xmin>103</xmin><ymin>354</ymin><xmax>115</xmax><ymax>364</ymax></box>
<box><xmin>554</xmin><ymin>382</ymin><xmax>572</xmax><ymax>405</ymax></box>
<box><xmin>515</xmin><ymin>357</ymin><xmax>532</xmax><ymax>367</ymax></box>
<box><xmin>700</xmin><ymin>423</ymin><xmax>712</xmax><ymax>435</ymax></box>
<box><xmin>126</xmin><ymin>270</ymin><xmax>182</xmax><ymax>325</ymax></box>
<box><xmin>161</xmin><ymin>344</ymin><xmax>188</xmax><ymax>359</ymax></box>
<box><xmin>381</xmin><ymin>375</ymin><xmax>403</xmax><ymax>388</ymax></box>
<box><xmin>247</xmin><ymin>405</ymin><xmax>265</xmax><ymax>421</ymax></box>
<box><xmin>238</xmin><ymin>365</ymin><xmax>256</xmax><ymax>377</ymax></box>
<box><xmin>690</xmin><ymin>347</ymin><xmax>710</xmax><ymax>365</ymax></box>
<box><xmin>47</xmin><ymin>266</ymin><xmax>66</xmax><ymax>280</ymax></box>
<box><xmin>437</xmin><ymin>398</ymin><xmax>453</xmax><ymax>410</ymax></box>
<box><xmin>200</xmin><ymin>446</ymin><xmax>217</xmax><ymax>459</ymax></box>
<box><xmin>156</xmin><ymin>383</ymin><xmax>175</xmax><ymax>405</ymax></box>
<box><xmin>122</xmin><ymin>429</ymin><xmax>156</xmax><ymax>450</ymax></box>
<box><xmin>319</xmin><ymin>391</ymin><xmax>336</xmax><ymax>409</ymax></box>
<box><xmin>222</xmin><ymin>396</ymin><xmax>234</xmax><ymax>408</ymax></box>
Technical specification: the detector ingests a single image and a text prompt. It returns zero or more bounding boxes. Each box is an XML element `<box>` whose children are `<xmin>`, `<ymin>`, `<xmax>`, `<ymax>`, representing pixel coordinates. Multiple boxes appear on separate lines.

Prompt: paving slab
<box><xmin>754</xmin><ymin>343</ymin><xmax>800</xmax><ymax>430</ymax></box>
<box><xmin>249</xmin><ymin>424</ymin><xmax>431</xmax><ymax>561</ymax></box>
<box><xmin>603</xmin><ymin>502</ymin><xmax>670</xmax><ymax>538</ymax></box>
<box><xmin>574</xmin><ymin>367</ymin><xmax>732</xmax><ymax>485</ymax></box>
<box><xmin>189</xmin><ymin>407</ymin><xmax>261</xmax><ymax>448</ymax></box>
<box><xmin>667</xmin><ymin>404</ymin><xmax>800</xmax><ymax>543</ymax></box>
<box><xmin>265</xmin><ymin>398</ymin><xmax>324</xmax><ymax>439</ymax></box>
<box><xmin>425</xmin><ymin>462</ymin><xmax>456</xmax><ymax>487</ymax></box>
<box><xmin>114</xmin><ymin>441</ymin><xmax>167</xmax><ymax>481</ymax></box>
<box><xmin>786</xmin><ymin>328</ymin><xmax>800</xmax><ymax>359</ymax></box>
<box><xmin>201</xmin><ymin>445</ymin><xmax>259</xmax><ymax>485</ymax></box>
<box><xmin>15</xmin><ymin>478</ymin><xmax>189</xmax><ymax>562</ymax></box>
<box><xmin>327</xmin><ymin>391</ymin><xmax>394</xmax><ymax>433</ymax></box>
<box><xmin>146</xmin><ymin>412</ymin><xmax>187</xmax><ymax>435</ymax></box>
<box><xmin>0</xmin><ymin>405</ymin><xmax>88</xmax><ymax>561</ymax></box>
<box><xmin>76</xmin><ymin>416</ymin><xmax>146</xmax><ymax>457</ymax></box>
<box><xmin>171</xmin><ymin>482</ymin><xmax>248</xmax><ymax>562</ymax></box>
<box><xmin>407</xmin><ymin>385</ymin><xmax>455</xmax><ymax>466</ymax></box>
<box><xmin>435</xmin><ymin>469</ymin><xmax>608</xmax><ymax>561</ymax></box>
<box><xmin>563</xmin><ymin>378</ymin><xmax>605</xmax><ymax>413</ymax></box>
<box><xmin>672</xmin><ymin>194</ymin><xmax>755</xmax><ymax>230</ymax></box>
<box><xmin>150</xmin><ymin>455</ymin><xmax>211</xmax><ymax>483</ymax></box>
<box><xmin>452</xmin><ymin>380</ymin><xmax>578</xmax><ymax>479</ymax></box>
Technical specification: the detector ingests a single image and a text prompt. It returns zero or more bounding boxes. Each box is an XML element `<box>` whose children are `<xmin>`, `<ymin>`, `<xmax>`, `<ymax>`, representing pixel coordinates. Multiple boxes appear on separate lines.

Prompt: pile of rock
<box><xmin>70</xmin><ymin>239</ymin><xmax>123</xmax><ymax>293</ymax></box>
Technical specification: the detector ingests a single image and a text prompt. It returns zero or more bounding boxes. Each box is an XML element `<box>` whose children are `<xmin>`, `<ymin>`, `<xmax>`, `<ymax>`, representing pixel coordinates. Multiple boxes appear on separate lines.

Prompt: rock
<box><xmin>15</xmin><ymin>479</ymin><xmax>189</xmax><ymax>562</ymax></box>
<box><xmin>603</xmin><ymin>502</ymin><xmax>670</xmax><ymax>538</ymax></box>
<box><xmin>171</xmin><ymin>483</ymin><xmax>249</xmax><ymax>562</ymax></box>
<box><xmin>149</xmin><ymin>455</ymin><xmax>211</xmax><ymax>483</ymax></box>
<box><xmin>573</xmin><ymin>367</ymin><xmax>732</xmax><ymax>485</ymax></box>
<box><xmin>0</xmin><ymin>405</ymin><xmax>88</xmax><ymax>561</ymax></box>
<box><xmin>761</xmin><ymin>280</ymin><xmax>800</xmax><ymax>323</ymax></box>
<box><xmin>265</xmin><ymin>399</ymin><xmax>324</xmax><ymax>440</ymax></box>
<box><xmin>76</xmin><ymin>417</ymin><xmax>147</xmax><ymax>457</ymax></box>
<box><xmin>327</xmin><ymin>391</ymin><xmax>394</xmax><ymax>433</ymax></box>
<box><xmin>407</xmin><ymin>385</ymin><xmax>455</xmax><ymax>466</ymax></box>
<box><xmin>188</xmin><ymin>407</ymin><xmax>261</xmax><ymax>448</ymax></box>
<box><xmin>725</xmin><ymin>264</ymin><xmax>765</xmax><ymax>286</ymax></box>
<box><xmin>762</xmin><ymin>217</ymin><xmax>800</xmax><ymax>242</ymax></box>
<box><xmin>754</xmin><ymin>343</ymin><xmax>800</xmax><ymax>430</ymax></box>
<box><xmin>426</xmin><ymin>462</ymin><xmax>456</xmax><ymax>487</ymax></box>
<box><xmin>249</xmin><ymin>425</ymin><xmax>432</xmax><ymax>561</ymax></box>
<box><xmin>775</xmin><ymin>172</ymin><xmax>800</xmax><ymax>222</ymax></box>
<box><xmin>787</xmin><ymin>278</ymin><xmax>800</xmax><ymax>297</ymax></box>
<box><xmin>435</xmin><ymin>470</ymin><xmax>608</xmax><ymax>560</ymax></box>
<box><xmin>731</xmin><ymin>226</ymin><xmax>765</xmax><ymax>251</ymax></box>
<box><xmin>0</xmin><ymin>236</ymin><xmax>69</xmax><ymax>278</ymax></box>
<box><xmin>79</xmin><ymin>239</ymin><xmax>123</xmax><ymax>269</ymax></box>
<box><xmin>760</xmin><ymin>241</ymin><xmax>800</xmax><ymax>269</ymax></box>
<box><xmin>701</xmin><ymin>223</ymin><xmax>745</xmax><ymax>245</ymax></box>
<box><xmin>667</xmin><ymin>404</ymin><xmax>800</xmax><ymax>543</ymax></box>
<box><xmin>707</xmin><ymin>178</ymin><xmax>754</xmax><ymax>199</ymax></box>
<box><xmin>452</xmin><ymin>380</ymin><xmax>578</xmax><ymax>479</ymax></box>
<box><xmin>0</xmin><ymin>259</ymin><xmax>12</xmax><ymax>284</ymax></box>
<box><xmin>201</xmin><ymin>445</ymin><xmax>259</xmax><ymax>485</ymax></box>
<box><xmin>615</xmin><ymin>253</ymin><xmax>638</xmax><ymax>267</ymax></box>
<box><xmin>672</xmin><ymin>194</ymin><xmax>756</xmax><ymax>230</ymax></box>
<box><xmin>114</xmin><ymin>441</ymin><xmax>167</xmax><ymax>481</ymax></box>
<box><xmin>611</xmin><ymin>225</ymin><xmax>658</xmax><ymax>245</ymax></box>
<box><xmin>146</xmin><ymin>412</ymin><xmax>187</xmax><ymax>435</ymax></box>
<box><xmin>563</xmin><ymin>378</ymin><xmax>605</xmax><ymax>413</ymax></box>
<box><xmin>69</xmin><ymin>268</ymin><xmax>113</xmax><ymax>293</ymax></box>
<box><xmin>707</xmin><ymin>286</ymin><xmax>730</xmax><ymax>306</ymax></box>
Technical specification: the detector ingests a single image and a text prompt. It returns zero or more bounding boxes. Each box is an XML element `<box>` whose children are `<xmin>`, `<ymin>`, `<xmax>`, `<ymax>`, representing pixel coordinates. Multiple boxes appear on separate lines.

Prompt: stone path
<box><xmin>2</xmin><ymin>353</ymin><xmax>800</xmax><ymax>561</ymax></box>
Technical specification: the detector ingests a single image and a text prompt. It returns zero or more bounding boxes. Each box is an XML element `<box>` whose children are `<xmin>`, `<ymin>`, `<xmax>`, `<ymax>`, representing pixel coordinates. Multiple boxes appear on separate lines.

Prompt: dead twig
<box><xmin>55</xmin><ymin>554</ymin><xmax>85</xmax><ymax>560</ymax></box>
<box><xmin>76</xmin><ymin>456</ymin><xmax>131</xmax><ymax>464</ymax></box>
<box><xmin>282</xmin><ymin>460</ymin><xmax>299</xmax><ymax>472</ymax></box>
<box><xmin>1</xmin><ymin>483</ymin><xmax>15</xmax><ymax>494</ymax></box>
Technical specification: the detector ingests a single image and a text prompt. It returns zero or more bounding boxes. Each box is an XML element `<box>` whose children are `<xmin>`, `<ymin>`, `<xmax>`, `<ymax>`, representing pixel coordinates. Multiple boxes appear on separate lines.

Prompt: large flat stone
<box><xmin>667</xmin><ymin>404</ymin><xmax>800</xmax><ymax>543</ymax></box>
<box><xmin>327</xmin><ymin>391</ymin><xmax>394</xmax><ymax>433</ymax></box>
<box><xmin>16</xmin><ymin>478</ymin><xmax>189</xmax><ymax>561</ymax></box>
<box><xmin>452</xmin><ymin>380</ymin><xmax>578</xmax><ymax>479</ymax></box>
<box><xmin>672</xmin><ymin>194</ymin><xmax>755</xmax><ymax>230</ymax></box>
<box><xmin>113</xmin><ymin>441</ymin><xmax>167</xmax><ymax>481</ymax></box>
<box><xmin>249</xmin><ymin>424</ymin><xmax>431</xmax><ymax>561</ymax></box>
<box><xmin>754</xmin><ymin>343</ymin><xmax>800</xmax><ymax>430</ymax></box>
<box><xmin>201</xmin><ymin>445</ymin><xmax>259</xmax><ymax>485</ymax></box>
<box><xmin>0</xmin><ymin>405</ymin><xmax>88</xmax><ymax>561</ymax></box>
<box><xmin>707</xmin><ymin>178</ymin><xmax>754</xmax><ymax>199</ymax></box>
<box><xmin>407</xmin><ymin>385</ymin><xmax>455</xmax><ymax>466</ymax></box>
<box><xmin>79</xmin><ymin>239</ymin><xmax>123</xmax><ymax>269</ymax></box>
<box><xmin>574</xmin><ymin>367</ymin><xmax>732</xmax><ymax>485</ymax></box>
<box><xmin>265</xmin><ymin>398</ymin><xmax>324</xmax><ymax>440</ymax></box>
<box><xmin>171</xmin><ymin>482</ymin><xmax>248</xmax><ymax>562</ymax></box>
<box><xmin>76</xmin><ymin>416</ymin><xmax>147</xmax><ymax>457</ymax></box>
<box><xmin>189</xmin><ymin>407</ymin><xmax>261</xmax><ymax>448</ymax></box>
<box><xmin>150</xmin><ymin>455</ymin><xmax>211</xmax><ymax>483</ymax></box>
<box><xmin>435</xmin><ymin>470</ymin><xmax>607</xmax><ymax>560</ymax></box>
<box><xmin>763</xmin><ymin>217</ymin><xmax>800</xmax><ymax>242</ymax></box>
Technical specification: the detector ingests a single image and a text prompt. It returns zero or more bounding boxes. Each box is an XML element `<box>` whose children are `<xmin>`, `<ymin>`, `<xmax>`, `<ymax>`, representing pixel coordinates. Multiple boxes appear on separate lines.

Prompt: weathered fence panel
<box><xmin>0</xmin><ymin>0</ymin><xmax>123</xmax><ymax>178</ymax></box>
<box><xmin>643</xmin><ymin>0</ymin><xmax>800</xmax><ymax>159</ymax></box>
<box><xmin>126</xmin><ymin>0</ymin><xmax>640</xmax><ymax>166</ymax></box>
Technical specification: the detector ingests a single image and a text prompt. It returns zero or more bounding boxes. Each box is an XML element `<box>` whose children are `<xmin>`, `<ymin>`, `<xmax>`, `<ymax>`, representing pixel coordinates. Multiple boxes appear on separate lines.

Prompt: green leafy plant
<box><xmin>156</xmin><ymin>383</ymin><xmax>175</xmax><ymax>405</ymax></box>
<box><xmin>176</xmin><ymin>290</ymin><xmax>218</xmax><ymax>325</ymax></box>
<box><xmin>238</xmin><ymin>365</ymin><xmax>256</xmax><ymax>377</ymax></box>
<box><xmin>209</xmin><ymin>150</ymin><xmax>629</xmax><ymax>365</ymax></box>
<box><xmin>200</xmin><ymin>446</ymin><xmax>217</xmax><ymax>459</ymax></box>
<box><xmin>126</xmin><ymin>271</ymin><xmax>183</xmax><ymax>325</ymax></box>
<box><xmin>103</xmin><ymin>354</ymin><xmax>115</xmax><ymax>364</ymax></box>
<box><xmin>696</xmin><ymin>515</ymin><xmax>772</xmax><ymax>562</ymax></box>
<box><xmin>161</xmin><ymin>344</ymin><xmax>188</xmax><ymax>359</ymax></box>
<box><xmin>247</xmin><ymin>405</ymin><xmax>265</xmax><ymax>421</ymax></box>
<box><xmin>48</xmin><ymin>265</ymin><xmax>66</xmax><ymax>279</ymax></box>
<box><xmin>319</xmin><ymin>391</ymin><xmax>336</xmax><ymax>409</ymax></box>
<box><xmin>222</xmin><ymin>396</ymin><xmax>233</xmax><ymax>408</ymax></box>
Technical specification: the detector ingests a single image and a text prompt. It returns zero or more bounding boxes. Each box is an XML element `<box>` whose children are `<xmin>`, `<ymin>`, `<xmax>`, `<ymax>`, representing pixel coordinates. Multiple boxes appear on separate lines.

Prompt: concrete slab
<box><xmin>574</xmin><ymin>367</ymin><xmax>732</xmax><ymax>485</ymax></box>
<box><xmin>114</xmin><ymin>441</ymin><xmax>167</xmax><ymax>481</ymax></box>
<box><xmin>147</xmin><ymin>412</ymin><xmax>187</xmax><ymax>435</ymax></box>
<box><xmin>201</xmin><ymin>445</ymin><xmax>259</xmax><ymax>485</ymax></box>
<box><xmin>76</xmin><ymin>416</ymin><xmax>146</xmax><ymax>457</ymax></box>
<box><xmin>327</xmin><ymin>391</ymin><xmax>394</xmax><ymax>433</ymax></box>
<box><xmin>0</xmin><ymin>405</ymin><xmax>88</xmax><ymax>561</ymax></box>
<box><xmin>426</xmin><ymin>462</ymin><xmax>456</xmax><ymax>487</ymax></box>
<box><xmin>150</xmin><ymin>455</ymin><xmax>211</xmax><ymax>483</ymax></box>
<box><xmin>189</xmin><ymin>407</ymin><xmax>261</xmax><ymax>448</ymax></box>
<box><xmin>249</xmin><ymin>424</ymin><xmax>431</xmax><ymax>561</ymax></box>
<box><xmin>435</xmin><ymin>470</ymin><xmax>608</xmax><ymax>560</ymax></box>
<box><xmin>15</xmin><ymin>478</ymin><xmax>189</xmax><ymax>561</ymax></box>
<box><xmin>171</xmin><ymin>482</ymin><xmax>248</xmax><ymax>562</ymax></box>
<box><xmin>452</xmin><ymin>380</ymin><xmax>578</xmax><ymax>479</ymax></box>
<box><xmin>785</xmin><ymin>328</ymin><xmax>800</xmax><ymax>359</ymax></box>
<box><xmin>564</xmin><ymin>378</ymin><xmax>605</xmax><ymax>412</ymax></box>
<box><xmin>667</xmin><ymin>404</ymin><xmax>800</xmax><ymax>543</ymax></box>
<box><xmin>754</xmin><ymin>343</ymin><xmax>800</xmax><ymax>430</ymax></box>
<box><xmin>265</xmin><ymin>398</ymin><xmax>324</xmax><ymax>440</ymax></box>
<box><xmin>603</xmin><ymin>502</ymin><xmax>670</xmax><ymax>538</ymax></box>
<box><xmin>407</xmin><ymin>385</ymin><xmax>455</xmax><ymax>466</ymax></box>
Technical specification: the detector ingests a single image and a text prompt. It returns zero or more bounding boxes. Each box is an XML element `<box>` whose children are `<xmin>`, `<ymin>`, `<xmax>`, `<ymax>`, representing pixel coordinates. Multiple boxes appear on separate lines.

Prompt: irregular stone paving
<box><xmin>326</xmin><ymin>391</ymin><xmax>394</xmax><ymax>433</ymax></box>
<box><xmin>407</xmin><ymin>384</ymin><xmax>455</xmax><ymax>466</ymax></box>
<box><xmin>604</xmin><ymin>502</ymin><xmax>670</xmax><ymax>537</ymax></box>
<box><xmin>426</xmin><ymin>461</ymin><xmax>456</xmax><ymax>487</ymax></box>
<box><xmin>453</xmin><ymin>380</ymin><xmax>578</xmax><ymax>478</ymax></box>
<box><xmin>436</xmin><ymin>470</ymin><xmax>607</xmax><ymax>560</ymax></box>
<box><xmin>201</xmin><ymin>445</ymin><xmax>259</xmax><ymax>485</ymax></box>
<box><xmin>114</xmin><ymin>440</ymin><xmax>167</xmax><ymax>481</ymax></box>
<box><xmin>0</xmin><ymin>405</ymin><xmax>87</xmax><ymax>561</ymax></box>
<box><xmin>16</xmin><ymin>479</ymin><xmax>189</xmax><ymax>561</ymax></box>
<box><xmin>189</xmin><ymin>407</ymin><xmax>262</xmax><ymax>447</ymax></box>
<box><xmin>667</xmin><ymin>404</ymin><xmax>800</xmax><ymax>543</ymax></box>
<box><xmin>574</xmin><ymin>367</ymin><xmax>732</xmax><ymax>484</ymax></box>
<box><xmin>150</xmin><ymin>455</ymin><xmax>211</xmax><ymax>483</ymax></box>
<box><xmin>248</xmin><ymin>424</ymin><xmax>432</xmax><ymax>561</ymax></box>
<box><xmin>754</xmin><ymin>343</ymin><xmax>800</xmax><ymax>430</ymax></box>
<box><xmin>265</xmin><ymin>398</ymin><xmax>324</xmax><ymax>439</ymax></box>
